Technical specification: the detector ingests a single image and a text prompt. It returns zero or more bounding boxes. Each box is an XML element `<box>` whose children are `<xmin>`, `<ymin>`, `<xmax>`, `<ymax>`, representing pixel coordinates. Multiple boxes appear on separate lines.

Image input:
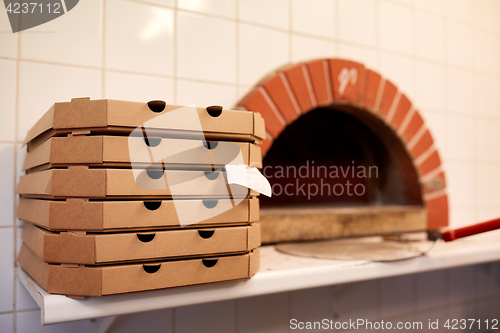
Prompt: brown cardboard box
<box><xmin>18</xmin><ymin>244</ymin><xmax>260</xmax><ymax>297</ymax></box>
<box><xmin>16</xmin><ymin>166</ymin><xmax>254</xmax><ymax>199</ymax></box>
<box><xmin>22</xmin><ymin>222</ymin><xmax>261</xmax><ymax>264</ymax></box>
<box><xmin>25</xmin><ymin>98</ymin><xmax>266</xmax><ymax>149</ymax></box>
<box><xmin>23</xmin><ymin>135</ymin><xmax>262</xmax><ymax>171</ymax></box>
<box><xmin>17</xmin><ymin>197</ymin><xmax>259</xmax><ymax>231</ymax></box>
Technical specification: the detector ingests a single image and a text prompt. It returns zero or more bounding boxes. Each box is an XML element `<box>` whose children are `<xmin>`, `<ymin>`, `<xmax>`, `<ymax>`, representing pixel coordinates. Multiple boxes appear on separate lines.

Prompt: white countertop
<box><xmin>17</xmin><ymin>231</ymin><xmax>500</xmax><ymax>325</ymax></box>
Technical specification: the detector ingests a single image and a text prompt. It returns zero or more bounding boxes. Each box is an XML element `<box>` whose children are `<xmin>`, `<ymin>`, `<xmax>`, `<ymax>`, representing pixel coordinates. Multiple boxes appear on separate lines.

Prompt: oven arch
<box><xmin>236</xmin><ymin>58</ymin><xmax>448</xmax><ymax>229</ymax></box>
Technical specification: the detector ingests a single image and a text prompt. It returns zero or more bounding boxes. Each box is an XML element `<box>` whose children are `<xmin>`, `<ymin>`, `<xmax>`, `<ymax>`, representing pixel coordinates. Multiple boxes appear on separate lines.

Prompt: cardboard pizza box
<box><xmin>23</xmin><ymin>135</ymin><xmax>262</xmax><ymax>172</ymax></box>
<box><xmin>18</xmin><ymin>244</ymin><xmax>260</xmax><ymax>297</ymax></box>
<box><xmin>16</xmin><ymin>197</ymin><xmax>259</xmax><ymax>232</ymax></box>
<box><xmin>25</xmin><ymin>98</ymin><xmax>266</xmax><ymax>149</ymax></box>
<box><xmin>22</xmin><ymin>222</ymin><xmax>261</xmax><ymax>265</ymax></box>
<box><xmin>16</xmin><ymin>166</ymin><xmax>255</xmax><ymax>199</ymax></box>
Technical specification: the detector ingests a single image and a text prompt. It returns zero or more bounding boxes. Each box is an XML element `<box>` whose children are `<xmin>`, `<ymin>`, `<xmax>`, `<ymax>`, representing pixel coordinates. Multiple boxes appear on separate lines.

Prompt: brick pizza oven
<box><xmin>236</xmin><ymin>58</ymin><xmax>449</xmax><ymax>244</ymax></box>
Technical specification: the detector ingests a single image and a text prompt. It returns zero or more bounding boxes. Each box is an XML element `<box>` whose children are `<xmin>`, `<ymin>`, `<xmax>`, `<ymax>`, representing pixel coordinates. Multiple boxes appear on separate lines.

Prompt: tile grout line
<box><xmin>408</xmin><ymin>0</ymin><xmax>420</xmax><ymax>155</ymax></box>
<box><xmin>171</xmin><ymin>307</ymin><xmax>176</xmax><ymax>333</ymax></box>
<box><xmin>287</xmin><ymin>291</ymin><xmax>292</xmax><ymax>333</ymax></box>
<box><xmin>172</xmin><ymin>0</ymin><xmax>178</xmax><ymax>105</ymax></box>
<box><xmin>288</xmin><ymin>0</ymin><xmax>292</xmax><ymax>64</ymax></box>
<box><xmin>374</xmin><ymin>0</ymin><xmax>380</xmax><ymax>70</ymax></box>
<box><xmin>334</xmin><ymin>0</ymin><xmax>339</xmax><ymax>57</ymax></box>
<box><xmin>234</xmin><ymin>0</ymin><xmax>240</xmax><ymax>105</ymax></box>
<box><xmin>7</xmin><ymin>52</ymin><xmax>499</xmax><ymax>80</ymax></box>
<box><xmin>147</xmin><ymin>0</ymin><xmax>500</xmax><ymax>39</ymax></box>
<box><xmin>100</xmin><ymin>0</ymin><xmax>106</xmax><ymax>99</ymax></box>
<box><xmin>234</xmin><ymin>299</ymin><xmax>239</xmax><ymax>333</ymax></box>
<box><xmin>13</xmin><ymin>21</ymin><xmax>21</xmax><ymax>333</ymax></box>
<box><xmin>442</xmin><ymin>0</ymin><xmax>451</xmax><ymax>168</ymax></box>
<box><xmin>470</xmin><ymin>1</ymin><xmax>479</xmax><ymax>222</ymax></box>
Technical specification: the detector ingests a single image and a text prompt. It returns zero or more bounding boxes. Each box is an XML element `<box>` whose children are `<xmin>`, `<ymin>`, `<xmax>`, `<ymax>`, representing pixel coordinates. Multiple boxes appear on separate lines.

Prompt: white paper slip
<box><xmin>225</xmin><ymin>164</ymin><xmax>272</xmax><ymax>197</ymax></box>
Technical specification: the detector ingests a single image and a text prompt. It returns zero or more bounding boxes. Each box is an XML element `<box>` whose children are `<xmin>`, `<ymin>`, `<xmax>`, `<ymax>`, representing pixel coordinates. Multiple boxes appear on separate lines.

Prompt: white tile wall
<box><xmin>338</xmin><ymin>0</ymin><xmax>377</xmax><ymax>47</ymax></box>
<box><xmin>477</xmin><ymin>165</ymin><xmax>500</xmax><ymax>207</ymax></box>
<box><xmin>449</xmin><ymin>208</ymin><xmax>476</xmax><ymax>228</ymax></box>
<box><xmin>415</xmin><ymin>60</ymin><xmax>446</xmax><ymax>110</ymax></box>
<box><xmin>238</xmin><ymin>23</ymin><xmax>289</xmax><ymax>85</ymax></box>
<box><xmin>176</xmin><ymin>79</ymin><xmax>236</xmax><ymax>108</ymax></box>
<box><xmin>447</xmin><ymin>115</ymin><xmax>476</xmax><ymax>160</ymax></box>
<box><xmin>291</xmin><ymin>35</ymin><xmax>336</xmax><ymax>63</ymax></box>
<box><xmin>445</xmin><ymin>0</ymin><xmax>473</xmax><ymax>24</ymax></box>
<box><xmin>17</xmin><ymin>61</ymin><xmax>101</xmax><ymax>142</ymax></box>
<box><xmin>333</xmin><ymin>280</ymin><xmax>378</xmax><ymax>321</ymax></box>
<box><xmin>446</xmin><ymin>162</ymin><xmax>476</xmax><ymax>208</ymax></box>
<box><xmin>474</xmin><ymin>262</ymin><xmax>500</xmax><ymax>299</ymax></box>
<box><xmin>446</xmin><ymin>21</ymin><xmax>474</xmax><ymax>69</ymax></box>
<box><xmin>0</xmin><ymin>59</ymin><xmax>16</xmax><ymax>142</ymax></box>
<box><xmin>379</xmin><ymin>52</ymin><xmax>414</xmax><ymax>96</ymax></box>
<box><xmin>472</xmin><ymin>0</ymin><xmax>497</xmax><ymax>32</ymax></box>
<box><xmin>290</xmin><ymin>287</ymin><xmax>332</xmax><ymax>324</ymax></box>
<box><xmin>0</xmin><ymin>228</ymin><xmax>14</xmax><ymax>313</ymax></box>
<box><xmin>0</xmin><ymin>313</ymin><xmax>14</xmax><ymax>333</ymax></box>
<box><xmin>477</xmin><ymin>120</ymin><xmax>500</xmax><ymax>162</ymax></box>
<box><xmin>415</xmin><ymin>10</ymin><xmax>445</xmax><ymax>62</ymax></box>
<box><xmin>104</xmin><ymin>71</ymin><xmax>174</xmax><ymax>103</ymax></box>
<box><xmin>338</xmin><ymin>43</ymin><xmax>378</xmax><ymax>71</ymax></box>
<box><xmin>109</xmin><ymin>309</ymin><xmax>173</xmax><ymax>333</ymax></box>
<box><xmin>15</xmin><ymin>281</ymin><xmax>38</xmax><ymax>312</ymax></box>
<box><xmin>139</xmin><ymin>0</ymin><xmax>175</xmax><ymax>8</ymax></box>
<box><xmin>105</xmin><ymin>0</ymin><xmax>174</xmax><ymax>76</ymax></box>
<box><xmin>239</xmin><ymin>0</ymin><xmax>289</xmax><ymax>30</ymax></box>
<box><xmin>475</xmin><ymin>31</ymin><xmax>499</xmax><ymax>74</ymax></box>
<box><xmin>0</xmin><ymin>8</ymin><xmax>17</xmax><ymax>58</ymax></box>
<box><xmin>16</xmin><ymin>311</ymin><xmax>90</xmax><ymax>333</ymax></box>
<box><xmin>379</xmin><ymin>1</ymin><xmax>413</xmax><ymax>55</ymax></box>
<box><xmin>177</xmin><ymin>12</ymin><xmax>236</xmax><ymax>83</ymax></box>
<box><xmin>1</xmin><ymin>0</ymin><xmax>500</xmax><ymax>332</ymax></box>
<box><xmin>175</xmin><ymin>300</ymin><xmax>234</xmax><ymax>333</ymax></box>
<box><xmin>291</xmin><ymin>0</ymin><xmax>335</xmax><ymax>39</ymax></box>
<box><xmin>447</xmin><ymin>265</ymin><xmax>476</xmax><ymax>304</ymax></box>
<box><xmin>237</xmin><ymin>293</ymin><xmax>290</xmax><ymax>333</ymax></box>
<box><xmin>20</xmin><ymin>0</ymin><xmax>102</xmax><ymax>67</ymax></box>
<box><xmin>415</xmin><ymin>0</ymin><xmax>445</xmax><ymax>15</ymax></box>
<box><xmin>178</xmin><ymin>0</ymin><xmax>235</xmax><ymax>19</ymax></box>
<box><xmin>0</xmin><ymin>144</ymin><xmax>14</xmax><ymax>227</ymax></box>
<box><xmin>476</xmin><ymin>75</ymin><xmax>500</xmax><ymax>118</ymax></box>
<box><xmin>379</xmin><ymin>275</ymin><xmax>414</xmax><ymax>318</ymax></box>
<box><xmin>447</xmin><ymin>68</ymin><xmax>475</xmax><ymax>115</ymax></box>
<box><xmin>415</xmin><ymin>270</ymin><xmax>447</xmax><ymax>311</ymax></box>
<box><xmin>477</xmin><ymin>208</ymin><xmax>500</xmax><ymax>223</ymax></box>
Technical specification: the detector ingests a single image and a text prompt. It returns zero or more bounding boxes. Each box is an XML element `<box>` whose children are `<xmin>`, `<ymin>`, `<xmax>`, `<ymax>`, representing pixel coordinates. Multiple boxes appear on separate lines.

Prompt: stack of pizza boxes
<box><xmin>16</xmin><ymin>98</ymin><xmax>265</xmax><ymax>298</ymax></box>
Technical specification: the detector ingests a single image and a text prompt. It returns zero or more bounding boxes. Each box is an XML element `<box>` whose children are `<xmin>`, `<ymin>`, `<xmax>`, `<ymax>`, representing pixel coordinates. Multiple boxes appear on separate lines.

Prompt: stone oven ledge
<box><xmin>18</xmin><ymin>230</ymin><xmax>500</xmax><ymax>327</ymax></box>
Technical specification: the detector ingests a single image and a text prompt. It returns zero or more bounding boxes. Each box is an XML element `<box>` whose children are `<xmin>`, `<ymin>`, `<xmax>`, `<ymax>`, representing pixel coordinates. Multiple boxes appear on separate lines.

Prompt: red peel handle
<box><xmin>441</xmin><ymin>217</ymin><xmax>500</xmax><ymax>242</ymax></box>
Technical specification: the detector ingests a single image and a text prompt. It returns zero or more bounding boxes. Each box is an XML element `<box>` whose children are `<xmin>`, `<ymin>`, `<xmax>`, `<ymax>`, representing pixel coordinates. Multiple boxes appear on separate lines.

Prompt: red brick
<box><xmin>305</xmin><ymin>59</ymin><xmax>332</xmax><ymax>106</ymax></box>
<box><xmin>283</xmin><ymin>64</ymin><xmax>316</xmax><ymax>113</ymax></box>
<box><xmin>363</xmin><ymin>70</ymin><xmax>382</xmax><ymax>111</ymax></box>
<box><xmin>422</xmin><ymin>171</ymin><xmax>446</xmax><ymax>195</ymax></box>
<box><xmin>411</xmin><ymin>130</ymin><xmax>434</xmax><ymax>159</ymax></box>
<box><xmin>328</xmin><ymin>59</ymin><xmax>366</xmax><ymax>104</ymax></box>
<box><xmin>401</xmin><ymin>111</ymin><xmax>425</xmax><ymax>143</ymax></box>
<box><xmin>261</xmin><ymin>137</ymin><xmax>273</xmax><ymax>157</ymax></box>
<box><xmin>262</xmin><ymin>74</ymin><xmax>300</xmax><ymax>124</ymax></box>
<box><xmin>239</xmin><ymin>88</ymin><xmax>286</xmax><ymax>138</ymax></box>
<box><xmin>378</xmin><ymin>80</ymin><xmax>398</xmax><ymax>118</ymax></box>
<box><xmin>426</xmin><ymin>194</ymin><xmax>449</xmax><ymax>229</ymax></box>
<box><xmin>417</xmin><ymin>150</ymin><xmax>441</xmax><ymax>176</ymax></box>
<box><xmin>389</xmin><ymin>94</ymin><xmax>412</xmax><ymax>129</ymax></box>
